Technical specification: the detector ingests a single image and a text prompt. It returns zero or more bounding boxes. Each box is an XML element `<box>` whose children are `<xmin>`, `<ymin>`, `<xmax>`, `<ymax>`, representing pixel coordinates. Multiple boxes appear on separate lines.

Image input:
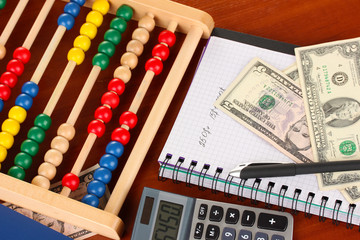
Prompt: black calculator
<box><xmin>132</xmin><ymin>187</ymin><xmax>293</xmax><ymax>240</ymax></box>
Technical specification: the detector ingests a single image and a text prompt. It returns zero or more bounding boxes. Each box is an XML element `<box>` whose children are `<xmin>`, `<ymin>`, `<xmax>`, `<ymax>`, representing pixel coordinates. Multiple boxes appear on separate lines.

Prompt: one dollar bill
<box><xmin>296</xmin><ymin>37</ymin><xmax>360</xmax><ymax>190</ymax></box>
<box><xmin>215</xmin><ymin>58</ymin><xmax>313</xmax><ymax>163</ymax></box>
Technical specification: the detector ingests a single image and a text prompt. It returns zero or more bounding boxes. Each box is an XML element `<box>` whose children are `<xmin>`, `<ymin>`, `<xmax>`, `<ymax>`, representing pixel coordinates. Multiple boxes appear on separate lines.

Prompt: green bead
<box><xmin>104</xmin><ymin>29</ymin><xmax>121</xmax><ymax>45</ymax></box>
<box><xmin>110</xmin><ymin>17</ymin><xmax>127</xmax><ymax>33</ymax></box>
<box><xmin>8</xmin><ymin>166</ymin><xmax>25</xmax><ymax>180</ymax></box>
<box><xmin>14</xmin><ymin>152</ymin><xmax>32</xmax><ymax>170</ymax></box>
<box><xmin>116</xmin><ymin>5</ymin><xmax>133</xmax><ymax>21</ymax></box>
<box><xmin>92</xmin><ymin>53</ymin><xmax>109</xmax><ymax>70</ymax></box>
<box><xmin>34</xmin><ymin>114</ymin><xmax>52</xmax><ymax>130</ymax></box>
<box><xmin>98</xmin><ymin>41</ymin><xmax>116</xmax><ymax>57</ymax></box>
<box><xmin>20</xmin><ymin>139</ymin><xmax>39</xmax><ymax>157</ymax></box>
<box><xmin>0</xmin><ymin>0</ymin><xmax>6</xmax><ymax>9</ymax></box>
<box><xmin>27</xmin><ymin>126</ymin><xmax>46</xmax><ymax>143</ymax></box>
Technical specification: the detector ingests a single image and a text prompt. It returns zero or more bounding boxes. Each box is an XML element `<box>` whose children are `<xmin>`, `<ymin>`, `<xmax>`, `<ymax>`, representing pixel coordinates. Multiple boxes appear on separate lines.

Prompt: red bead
<box><xmin>145</xmin><ymin>58</ymin><xmax>163</xmax><ymax>75</ymax></box>
<box><xmin>94</xmin><ymin>106</ymin><xmax>112</xmax><ymax>123</ymax></box>
<box><xmin>6</xmin><ymin>59</ymin><xmax>24</xmax><ymax>76</ymax></box>
<box><xmin>62</xmin><ymin>173</ymin><xmax>80</xmax><ymax>191</ymax></box>
<box><xmin>0</xmin><ymin>83</ymin><xmax>11</xmax><ymax>101</ymax></box>
<box><xmin>13</xmin><ymin>47</ymin><xmax>31</xmax><ymax>64</ymax></box>
<box><xmin>88</xmin><ymin>119</ymin><xmax>106</xmax><ymax>137</ymax></box>
<box><xmin>119</xmin><ymin>111</ymin><xmax>137</xmax><ymax>129</ymax></box>
<box><xmin>101</xmin><ymin>92</ymin><xmax>120</xmax><ymax>109</ymax></box>
<box><xmin>111</xmin><ymin>127</ymin><xmax>130</xmax><ymax>145</ymax></box>
<box><xmin>0</xmin><ymin>72</ymin><xmax>18</xmax><ymax>88</ymax></box>
<box><xmin>152</xmin><ymin>44</ymin><xmax>170</xmax><ymax>61</ymax></box>
<box><xmin>158</xmin><ymin>30</ymin><xmax>176</xmax><ymax>47</ymax></box>
<box><xmin>107</xmin><ymin>78</ymin><xmax>125</xmax><ymax>95</ymax></box>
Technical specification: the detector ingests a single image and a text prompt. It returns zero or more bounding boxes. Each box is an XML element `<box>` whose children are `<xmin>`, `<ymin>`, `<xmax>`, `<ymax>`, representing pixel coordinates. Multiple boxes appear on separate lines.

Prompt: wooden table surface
<box><xmin>1</xmin><ymin>0</ymin><xmax>360</xmax><ymax>239</ymax></box>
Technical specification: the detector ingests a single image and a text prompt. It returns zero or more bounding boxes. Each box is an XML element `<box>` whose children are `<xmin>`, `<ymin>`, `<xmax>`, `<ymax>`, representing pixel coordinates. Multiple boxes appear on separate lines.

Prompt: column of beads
<box><xmin>6</xmin><ymin>0</ymin><xmax>111</xmax><ymax>180</ymax></box>
<box><xmin>0</xmin><ymin>0</ymin><xmax>87</xmax><ymax>173</ymax></box>
<box><xmin>0</xmin><ymin>0</ymin><xmax>29</xmax><ymax>60</ymax></box>
<box><xmin>59</xmin><ymin>13</ymin><xmax>156</xmax><ymax>196</ymax></box>
<box><xmin>0</xmin><ymin>0</ymin><xmax>6</xmax><ymax>9</ymax></box>
<box><xmin>81</xmin><ymin>25</ymin><xmax>177</xmax><ymax>208</ymax></box>
<box><xmin>0</xmin><ymin>0</ymin><xmax>58</xmax><ymax>112</ymax></box>
<box><xmin>29</xmin><ymin>5</ymin><xmax>134</xmax><ymax>189</ymax></box>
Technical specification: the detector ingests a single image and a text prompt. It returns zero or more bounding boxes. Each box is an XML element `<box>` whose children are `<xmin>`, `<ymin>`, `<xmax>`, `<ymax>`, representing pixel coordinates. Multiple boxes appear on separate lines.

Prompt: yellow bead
<box><xmin>8</xmin><ymin>106</ymin><xmax>27</xmax><ymax>124</ymax></box>
<box><xmin>73</xmin><ymin>35</ymin><xmax>91</xmax><ymax>52</ymax></box>
<box><xmin>86</xmin><ymin>10</ymin><xmax>103</xmax><ymax>27</ymax></box>
<box><xmin>92</xmin><ymin>0</ymin><xmax>110</xmax><ymax>15</ymax></box>
<box><xmin>0</xmin><ymin>145</ymin><xmax>7</xmax><ymax>162</ymax></box>
<box><xmin>80</xmin><ymin>22</ymin><xmax>98</xmax><ymax>40</ymax></box>
<box><xmin>67</xmin><ymin>47</ymin><xmax>85</xmax><ymax>65</ymax></box>
<box><xmin>0</xmin><ymin>131</ymin><xmax>14</xmax><ymax>149</ymax></box>
<box><xmin>2</xmin><ymin>118</ymin><xmax>20</xmax><ymax>136</ymax></box>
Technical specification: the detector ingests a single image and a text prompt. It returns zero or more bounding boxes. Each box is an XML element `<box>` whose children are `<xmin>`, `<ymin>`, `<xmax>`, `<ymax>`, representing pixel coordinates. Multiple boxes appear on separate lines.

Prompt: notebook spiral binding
<box><xmin>264</xmin><ymin>182</ymin><xmax>275</xmax><ymax>209</ymax></box>
<box><xmin>158</xmin><ymin>154</ymin><xmax>359</xmax><ymax>226</ymax></box>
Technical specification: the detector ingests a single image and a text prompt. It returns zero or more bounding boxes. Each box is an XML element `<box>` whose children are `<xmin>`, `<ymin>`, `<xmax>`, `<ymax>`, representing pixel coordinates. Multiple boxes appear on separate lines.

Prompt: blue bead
<box><xmin>81</xmin><ymin>194</ymin><xmax>99</xmax><ymax>207</ymax></box>
<box><xmin>87</xmin><ymin>180</ymin><xmax>106</xmax><ymax>198</ymax></box>
<box><xmin>105</xmin><ymin>141</ymin><xmax>124</xmax><ymax>158</ymax></box>
<box><xmin>21</xmin><ymin>81</ymin><xmax>39</xmax><ymax>98</ymax></box>
<box><xmin>94</xmin><ymin>167</ymin><xmax>112</xmax><ymax>184</ymax></box>
<box><xmin>0</xmin><ymin>99</ymin><xmax>3</xmax><ymax>112</ymax></box>
<box><xmin>57</xmin><ymin>13</ymin><xmax>75</xmax><ymax>30</ymax></box>
<box><xmin>70</xmin><ymin>0</ymin><xmax>85</xmax><ymax>6</ymax></box>
<box><xmin>99</xmin><ymin>154</ymin><xmax>118</xmax><ymax>171</ymax></box>
<box><xmin>64</xmin><ymin>2</ymin><xmax>81</xmax><ymax>17</ymax></box>
<box><xmin>15</xmin><ymin>93</ymin><xmax>33</xmax><ymax>110</ymax></box>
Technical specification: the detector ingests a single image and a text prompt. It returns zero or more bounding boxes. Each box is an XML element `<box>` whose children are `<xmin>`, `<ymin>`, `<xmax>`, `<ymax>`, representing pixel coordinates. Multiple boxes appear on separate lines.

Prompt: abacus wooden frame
<box><xmin>0</xmin><ymin>0</ymin><xmax>214</xmax><ymax>239</ymax></box>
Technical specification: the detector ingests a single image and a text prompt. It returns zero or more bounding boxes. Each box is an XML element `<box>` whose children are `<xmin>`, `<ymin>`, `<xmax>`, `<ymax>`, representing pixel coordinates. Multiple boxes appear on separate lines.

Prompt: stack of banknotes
<box><xmin>215</xmin><ymin>38</ymin><xmax>360</xmax><ymax>203</ymax></box>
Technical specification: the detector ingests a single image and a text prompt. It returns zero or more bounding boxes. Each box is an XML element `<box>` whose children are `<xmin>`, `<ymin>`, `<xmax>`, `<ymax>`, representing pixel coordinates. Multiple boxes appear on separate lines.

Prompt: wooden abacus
<box><xmin>0</xmin><ymin>0</ymin><xmax>213</xmax><ymax>239</ymax></box>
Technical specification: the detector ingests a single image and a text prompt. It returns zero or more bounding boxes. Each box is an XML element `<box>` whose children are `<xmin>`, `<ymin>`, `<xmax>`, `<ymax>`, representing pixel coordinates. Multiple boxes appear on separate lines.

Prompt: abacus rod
<box><xmin>66</xmin><ymin>65</ymin><xmax>102</xmax><ymax>125</ymax></box>
<box><xmin>60</xmin><ymin>133</ymin><xmax>98</xmax><ymax>196</ymax></box>
<box><xmin>127</xmin><ymin>21</ymin><xmax>178</xmax><ymax>114</ymax></box>
<box><xmin>43</xmin><ymin>60</ymin><xmax>77</xmax><ymax>116</ymax></box>
<box><xmin>105</xmin><ymin>25</ymin><xmax>204</xmax><ymax>215</ymax></box>
<box><xmin>0</xmin><ymin>0</ymin><xmax>29</xmax><ymax>45</ymax></box>
<box><xmin>127</xmin><ymin>70</ymin><xmax>155</xmax><ymax>113</ymax></box>
<box><xmin>22</xmin><ymin>0</ymin><xmax>55</xmax><ymax>50</ymax></box>
<box><xmin>29</xmin><ymin>25</ymin><xmax>67</xmax><ymax>85</ymax></box>
<box><xmin>167</xmin><ymin>20</ymin><xmax>178</xmax><ymax>33</ymax></box>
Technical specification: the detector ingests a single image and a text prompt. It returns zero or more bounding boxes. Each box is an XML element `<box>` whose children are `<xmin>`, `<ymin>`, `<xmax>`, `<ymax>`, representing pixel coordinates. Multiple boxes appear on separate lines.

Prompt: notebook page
<box><xmin>158</xmin><ymin>33</ymin><xmax>360</xmax><ymax>224</ymax></box>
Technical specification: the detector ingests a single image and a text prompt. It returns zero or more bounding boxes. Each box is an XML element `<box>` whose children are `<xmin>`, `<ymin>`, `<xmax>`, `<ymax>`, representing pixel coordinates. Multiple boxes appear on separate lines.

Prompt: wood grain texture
<box><xmin>1</xmin><ymin>0</ymin><xmax>360</xmax><ymax>239</ymax></box>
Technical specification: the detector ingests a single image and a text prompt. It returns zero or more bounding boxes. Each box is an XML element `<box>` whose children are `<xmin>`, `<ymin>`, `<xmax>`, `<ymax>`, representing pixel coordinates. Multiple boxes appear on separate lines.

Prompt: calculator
<box><xmin>131</xmin><ymin>187</ymin><xmax>293</xmax><ymax>240</ymax></box>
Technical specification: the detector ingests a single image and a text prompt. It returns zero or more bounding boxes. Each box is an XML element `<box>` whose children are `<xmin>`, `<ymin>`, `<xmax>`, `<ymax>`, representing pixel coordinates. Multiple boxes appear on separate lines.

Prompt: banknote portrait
<box><xmin>284</xmin><ymin>116</ymin><xmax>311</xmax><ymax>154</ymax></box>
<box><xmin>323</xmin><ymin>97</ymin><xmax>360</xmax><ymax>128</ymax></box>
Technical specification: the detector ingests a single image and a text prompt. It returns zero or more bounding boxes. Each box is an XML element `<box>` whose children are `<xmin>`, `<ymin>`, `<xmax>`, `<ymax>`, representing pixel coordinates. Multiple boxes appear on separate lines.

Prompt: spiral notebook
<box><xmin>158</xmin><ymin>28</ymin><xmax>360</xmax><ymax>226</ymax></box>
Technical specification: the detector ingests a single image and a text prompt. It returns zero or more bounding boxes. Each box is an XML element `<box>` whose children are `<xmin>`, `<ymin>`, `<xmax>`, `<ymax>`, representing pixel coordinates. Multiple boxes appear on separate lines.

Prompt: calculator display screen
<box><xmin>152</xmin><ymin>200</ymin><xmax>183</xmax><ymax>240</ymax></box>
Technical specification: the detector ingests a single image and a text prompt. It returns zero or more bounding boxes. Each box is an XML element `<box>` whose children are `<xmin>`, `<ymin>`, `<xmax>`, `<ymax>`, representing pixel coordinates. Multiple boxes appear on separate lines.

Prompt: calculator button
<box><xmin>258</xmin><ymin>213</ymin><xmax>288</xmax><ymax>231</ymax></box>
<box><xmin>194</xmin><ymin>222</ymin><xmax>204</xmax><ymax>239</ymax></box>
<box><xmin>209</xmin><ymin>205</ymin><xmax>224</xmax><ymax>222</ymax></box>
<box><xmin>198</xmin><ymin>204</ymin><xmax>208</xmax><ymax>220</ymax></box>
<box><xmin>271</xmin><ymin>235</ymin><xmax>285</xmax><ymax>240</ymax></box>
<box><xmin>225</xmin><ymin>208</ymin><xmax>240</xmax><ymax>224</ymax></box>
<box><xmin>241</xmin><ymin>210</ymin><xmax>256</xmax><ymax>227</ymax></box>
<box><xmin>238</xmin><ymin>229</ymin><xmax>252</xmax><ymax>240</ymax></box>
<box><xmin>255</xmin><ymin>232</ymin><xmax>268</xmax><ymax>240</ymax></box>
<box><xmin>205</xmin><ymin>224</ymin><xmax>220</xmax><ymax>240</ymax></box>
<box><xmin>222</xmin><ymin>227</ymin><xmax>236</xmax><ymax>240</ymax></box>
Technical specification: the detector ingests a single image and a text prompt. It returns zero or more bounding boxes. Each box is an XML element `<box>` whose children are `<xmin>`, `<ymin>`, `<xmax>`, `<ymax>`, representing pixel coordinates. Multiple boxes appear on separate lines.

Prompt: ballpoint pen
<box><xmin>229</xmin><ymin>160</ymin><xmax>360</xmax><ymax>179</ymax></box>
